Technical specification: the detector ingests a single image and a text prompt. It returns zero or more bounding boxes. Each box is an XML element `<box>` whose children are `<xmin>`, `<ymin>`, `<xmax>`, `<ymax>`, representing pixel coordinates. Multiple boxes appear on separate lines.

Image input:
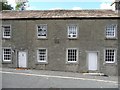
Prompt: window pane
<box><xmin>38</xmin><ymin>49</ymin><xmax>47</xmax><ymax>62</ymax></box>
<box><xmin>106</xmin><ymin>25</ymin><xmax>116</xmax><ymax>38</ymax></box>
<box><xmin>68</xmin><ymin>25</ymin><xmax>77</xmax><ymax>38</ymax></box>
<box><xmin>3</xmin><ymin>26</ymin><xmax>11</xmax><ymax>38</ymax></box>
<box><xmin>37</xmin><ymin>25</ymin><xmax>47</xmax><ymax>38</ymax></box>
<box><xmin>3</xmin><ymin>48</ymin><xmax>11</xmax><ymax>61</ymax></box>
<box><xmin>105</xmin><ymin>49</ymin><xmax>115</xmax><ymax>63</ymax></box>
<box><xmin>67</xmin><ymin>49</ymin><xmax>77</xmax><ymax>62</ymax></box>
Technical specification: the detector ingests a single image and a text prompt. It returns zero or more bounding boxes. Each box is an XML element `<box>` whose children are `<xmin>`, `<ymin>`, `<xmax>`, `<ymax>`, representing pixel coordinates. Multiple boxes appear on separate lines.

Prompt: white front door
<box><xmin>88</xmin><ymin>52</ymin><xmax>98</xmax><ymax>70</ymax></box>
<box><xmin>18</xmin><ymin>51</ymin><xmax>27</xmax><ymax>68</ymax></box>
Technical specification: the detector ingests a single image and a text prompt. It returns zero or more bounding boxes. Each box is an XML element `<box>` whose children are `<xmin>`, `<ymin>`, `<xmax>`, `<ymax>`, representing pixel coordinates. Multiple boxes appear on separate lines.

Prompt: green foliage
<box><xmin>15</xmin><ymin>3</ymin><xmax>23</xmax><ymax>10</ymax></box>
<box><xmin>1</xmin><ymin>2</ymin><xmax>13</xmax><ymax>10</ymax></box>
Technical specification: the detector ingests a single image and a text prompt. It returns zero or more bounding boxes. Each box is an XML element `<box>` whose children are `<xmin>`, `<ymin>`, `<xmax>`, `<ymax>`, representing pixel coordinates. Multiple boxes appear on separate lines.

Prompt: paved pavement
<box><xmin>0</xmin><ymin>68</ymin><xmax>119</xmax><ymax>88</ymax></box>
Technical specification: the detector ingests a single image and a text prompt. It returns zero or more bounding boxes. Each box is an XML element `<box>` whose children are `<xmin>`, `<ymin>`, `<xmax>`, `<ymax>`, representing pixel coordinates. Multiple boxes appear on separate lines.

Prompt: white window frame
<box><xmin>104</xmin><ymin>48</ymin><xmax>116</xmax><ymax>63</ymax></box>
<box><xmin>66</xmin><ymin>48</ymin><xmax>78</xmax><ymax>63</ymax></box>
<box><xmin>37</xmin><ymin>48</ymin><xmax>47</xmax><ymax>63</ymax></box>
<box><xmin>37</xmin><ymin>24</ymin><xmax>47</xmax><ymax>39</ymax></box>
<box><xmin>67</xmin><ymin>24</ymin><xmax>78</xmax><ymax>39</ymax></box>
<box><xmin>2</xmin><ymin>47</ymin><xmax>12</xmax><ymax>62</ymax></box>
<box><xmin>2</xmin><ymin>25</ymin><xmax>11</xmax><ymax>39</ymax></box>
<box><xmin>105</xmin><ymin>24</ymin><xmax>117</xmax><ymax>38</ymax></box>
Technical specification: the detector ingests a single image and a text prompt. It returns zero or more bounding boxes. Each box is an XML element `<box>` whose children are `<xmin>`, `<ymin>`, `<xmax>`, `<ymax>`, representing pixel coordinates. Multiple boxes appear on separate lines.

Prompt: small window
<box><xmin>68</xmin><ymin>25</ymin><xmax>78</xmax><ymax>38</ymax></box>
<box><xmin>2</xmin><ymin>25</ymin><xmax>11</xmax><ymax>39</ymax></box>
<box><xmin>67</xmin><ymin>48</ymin><xmax>78</xmax><ymax>63</ymax></box>
<box><xmin>106</xmin><ymin>24</ymin><xmax>117</xmax><ymax>38</ymax></box>
<box><xmin>37</xmin><ymin>48</ymin><xmax>47</xmax><ymax>62</ymax></box>
<box><xmin>3</xmin><ymin>48</ymin><xmax>12</xmax><ymax>62</ymax></box>
<box><xmin>105</xmin><ymin>49</ymin><xmax>116</xmax><ymax>63</ymax></box>
<box><xmin>37</xmin><ymin>24</ymin><xmax>47</xmax><ymax>38</ymax></box>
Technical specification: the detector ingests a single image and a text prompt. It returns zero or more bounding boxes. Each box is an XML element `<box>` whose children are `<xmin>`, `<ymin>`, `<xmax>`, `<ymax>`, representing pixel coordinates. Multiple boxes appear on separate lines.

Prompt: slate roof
<box><xmin>0</xmin><ymin>10</ymin><xmax>119</xmax><ymax>19</ymax></box>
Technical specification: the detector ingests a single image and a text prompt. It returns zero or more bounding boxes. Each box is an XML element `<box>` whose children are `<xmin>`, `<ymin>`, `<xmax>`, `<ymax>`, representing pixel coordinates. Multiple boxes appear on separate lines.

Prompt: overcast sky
<box><xmin>7</xmin><ymin>0</ymin><xmax>115</xmax><ymax>10</ymax></box>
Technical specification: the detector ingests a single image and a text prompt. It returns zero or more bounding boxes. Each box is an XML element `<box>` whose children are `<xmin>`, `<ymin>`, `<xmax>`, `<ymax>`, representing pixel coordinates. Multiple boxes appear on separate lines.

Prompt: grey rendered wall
<box><xmin>118</xmin><ymin>13</ymin><xmax>120</xmax><ymax>83</ymax></box>
<box><xmin>0</xmin><ymin>19</ymin><xmax>2</xmax><ymax>67</ymax></box>
<box><xmin>2</xmin><ymin>19</ymin><xmax>118</xmax><ymax>76</ymax></box>
<box><xmin>2</xmin><ymin>20</ymin><xmax>28</xmax><ymax>68</ymax></box>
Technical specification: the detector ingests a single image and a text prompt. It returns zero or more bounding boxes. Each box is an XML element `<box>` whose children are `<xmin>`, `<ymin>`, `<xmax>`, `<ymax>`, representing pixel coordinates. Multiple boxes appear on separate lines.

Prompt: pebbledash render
<box><xmin>0</xmin><ymin>8</ymin><xmax>120</xmax><ymax>76</ymax></box>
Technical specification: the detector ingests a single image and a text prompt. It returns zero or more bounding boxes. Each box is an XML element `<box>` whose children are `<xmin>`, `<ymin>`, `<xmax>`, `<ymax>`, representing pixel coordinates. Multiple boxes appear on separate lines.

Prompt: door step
<box><xmin>15</xmin><ymin>68</ymin><xmax>28</xmax><ymax>70</ymax></box>
<box><xmin>83</xmin><ymin>73</ymin><xmax>108</xmax><ymax>77</ymax></box>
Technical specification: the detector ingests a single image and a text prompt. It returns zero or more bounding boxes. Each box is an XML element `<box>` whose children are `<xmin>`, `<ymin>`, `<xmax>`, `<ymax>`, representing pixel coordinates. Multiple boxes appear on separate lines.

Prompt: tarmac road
<box><xmin>1</xmin><ymin>68</ymin><xmax>118</xmax><ymax>88</ymax></box>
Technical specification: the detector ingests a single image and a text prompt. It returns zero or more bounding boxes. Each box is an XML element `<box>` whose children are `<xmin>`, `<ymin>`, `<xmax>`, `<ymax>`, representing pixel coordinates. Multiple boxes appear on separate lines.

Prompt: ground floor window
<box><xmin>2</xmin><ymin>48</ymin><xmax>12</xmax><ymax>62</ymax></box>
<box><xmin>105</xmin><ymin>48</ymin><xmax>116</xmax><ymax>63</ymax></box>
<box><xmin>37</xmin><ymin>48</ymin><xmax>47</xmax><ymax>62</ymax></box>
<box><xmin>67</xmin><ymin>48</ymin><xmax>78</xmax><ymax>63</ymax></box>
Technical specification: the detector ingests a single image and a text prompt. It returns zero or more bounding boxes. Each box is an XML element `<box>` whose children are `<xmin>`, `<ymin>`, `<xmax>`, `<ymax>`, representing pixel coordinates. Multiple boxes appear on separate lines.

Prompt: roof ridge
<box><xmin>1</xmin><ymin>9</ymin><xmax>114</xmax><ymax>12</ymax></box>
<box><xmin>0</xmin><ymin>9</ymin><xmax>118</xmax><ymax>19</ymax></box>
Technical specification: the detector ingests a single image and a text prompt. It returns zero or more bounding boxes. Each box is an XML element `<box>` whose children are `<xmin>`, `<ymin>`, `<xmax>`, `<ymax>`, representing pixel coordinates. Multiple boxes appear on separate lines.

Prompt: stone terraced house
<box><xmin>0</xmin><ymin>2</ymin><xmax>120</xmax><ymax>76</ymax></box>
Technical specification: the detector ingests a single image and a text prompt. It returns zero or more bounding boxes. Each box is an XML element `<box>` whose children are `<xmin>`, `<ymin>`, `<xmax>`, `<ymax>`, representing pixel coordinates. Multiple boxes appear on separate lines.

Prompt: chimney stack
<box><xmin>115</xmin><ymin>0</ymin><xmax>120</xmax><ymax>11</ymax></box>
<box><xmin>111</xmin><ymin>0</ymin><xmax>120</xmax><ymax>13</ymax></box>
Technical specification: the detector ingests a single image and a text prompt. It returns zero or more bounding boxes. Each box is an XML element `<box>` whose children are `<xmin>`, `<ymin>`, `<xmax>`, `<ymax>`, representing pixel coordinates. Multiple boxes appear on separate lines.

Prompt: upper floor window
<box><xmin>68</xmin><ymin>24</ymin><xmax>78</xmax><ymax>39</ymax></box>
<box><xmin>67</xmin><ymin>48</ymin><xmax>78</xmax><ymax>63</ymax></box>
<box><xmin>2</xmin><ymin>48</ymin><xmax>12</xmax><ymax>62</ymax></box>
<box><xmin>106</xmin><ymin>24</ymin><xmax>117</xmax><ymax>38</ymax></box>
<box><xmin>105</xmin><ymin>48</ymin><xmax>116</xmax><ymax>63</ymax></box>
<box><xmin>37</xmin><ymin>48</ymin><xmax>47</xmax><ymax>63</ymax></box>
<box><xmin>2</xmin><ymin>25</ymin><xmax>11</xmax><ymax>39</ymax></box>
<box><xmin>37</xmin><ymin>24</ymin><xmax>47</xmax><ymax>38</ymax></box>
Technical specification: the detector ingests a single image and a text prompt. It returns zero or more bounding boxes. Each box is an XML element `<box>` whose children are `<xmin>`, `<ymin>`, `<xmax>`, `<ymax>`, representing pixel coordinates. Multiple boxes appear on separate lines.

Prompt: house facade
<box><xmin>0</xmin><ymin>9</ymin><xmax>119</xmax><ymax>76</ymax></box>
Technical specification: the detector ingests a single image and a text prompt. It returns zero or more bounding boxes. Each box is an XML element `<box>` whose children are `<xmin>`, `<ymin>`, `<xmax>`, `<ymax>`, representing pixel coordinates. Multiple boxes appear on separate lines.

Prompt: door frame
<box><xmin>86</xmin><ymin>51</ymin><xmax>100</xmax><ymax>71</ymax></box>
<box><xmin>17</xmin><ymin>50</ymin><xmax>28</xmax><ymax>68</ymax></box>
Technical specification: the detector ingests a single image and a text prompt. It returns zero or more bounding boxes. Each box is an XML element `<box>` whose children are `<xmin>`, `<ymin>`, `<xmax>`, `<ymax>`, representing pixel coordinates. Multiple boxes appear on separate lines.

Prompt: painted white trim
<box><xmin>37</xmin><ymin>48</ymin><xmax>48</xmax><ymax>63</ymax></box>
<box><xmin>2</xmin><ymin>25</ymin><xmax>11</xmax><ymax>39</ymax></box>
<box><xmin>67</xmin><ymin>24</ymin><xmax>78</xmax><ymax>39</ymax></box>
<box><xmin>104</xmin><ymin>48</ymin><xmax>117</xmax><ymax>64</ymax></box>
<box><xmin>36</xmin><ymin>24</ymin><xmax>47</xmax><ymax>39</ymax></box>
<box><xmin>18</xmin><ymin>50</ymin><xmax>28</xmax><ymax>68</ymax></box>
<box><xmin>86</xmin><ymin>51</ymin><xmax>99</xmax><ymax>71</ymax></box>
<box><xmin>66</xmin><ymin>48</ymin><xmax>79</xmax><ymax>64</ymax></box>
<box><xmin>105</xmin><ymin>24</ymin><xmax>117</xmax><ymax>39</ymax></box>
<box><xmin>115</xmin><ymin>24</ymin><xmax>118</xmax><ymax>38</ymax></box>
<box><xmin>2</xmin><ymin>47</ymin><xmax>12</xmax><ymax>62</ymax></box>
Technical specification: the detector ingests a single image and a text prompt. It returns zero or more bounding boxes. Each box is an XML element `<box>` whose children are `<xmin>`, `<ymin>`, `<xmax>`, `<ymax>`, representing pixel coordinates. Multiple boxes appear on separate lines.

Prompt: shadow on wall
<box><xmin>0</xmin><ymin>19</ymin><xmax>2</xmax><ymax>67</ymax></box>
<box><xmin>117</xmin><ymin>8</ymin><xmax>120</xmax><ymax>89</ymax></box>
